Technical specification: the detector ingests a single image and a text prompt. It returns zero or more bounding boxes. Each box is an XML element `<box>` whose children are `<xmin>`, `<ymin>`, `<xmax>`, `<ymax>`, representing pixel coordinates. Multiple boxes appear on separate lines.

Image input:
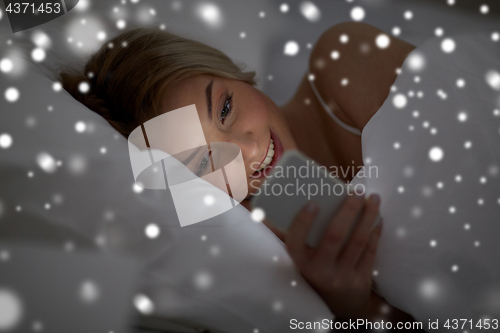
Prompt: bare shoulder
<box><xmin>309</xmin><ymin>22</ymin><xmax>416</xmax><ymax>131</ymax></box>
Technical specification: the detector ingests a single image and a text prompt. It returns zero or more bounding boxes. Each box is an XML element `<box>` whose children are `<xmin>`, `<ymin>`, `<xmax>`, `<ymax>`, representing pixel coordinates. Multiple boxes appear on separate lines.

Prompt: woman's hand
<box><xmin>285</xmin><ymin>193</ymin><xmax>383</xmax><ymax>320</ymax></box>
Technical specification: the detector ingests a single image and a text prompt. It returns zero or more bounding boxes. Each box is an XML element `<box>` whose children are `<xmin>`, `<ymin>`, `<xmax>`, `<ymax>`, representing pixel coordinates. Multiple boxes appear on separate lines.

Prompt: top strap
<box><xmin>308</xmin><ymin>74</ymin><xmax>362</xmax><ymax>136</ymax></box>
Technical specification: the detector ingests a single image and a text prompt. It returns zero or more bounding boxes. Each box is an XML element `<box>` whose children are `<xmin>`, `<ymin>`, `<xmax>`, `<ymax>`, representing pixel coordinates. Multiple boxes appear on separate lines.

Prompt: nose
<box><xmin>229</xmin><ymin>133</ymin><xmax>262</xmax><ymax>174</ymax></box>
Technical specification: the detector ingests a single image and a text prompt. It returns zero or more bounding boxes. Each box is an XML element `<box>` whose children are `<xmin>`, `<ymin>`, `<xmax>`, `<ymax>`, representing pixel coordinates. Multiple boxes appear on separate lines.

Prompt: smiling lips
<box><xmin>251</xmin><ymin>130</ymin><xmax>283</xmax><ymax>178</ymax></box>
<box><xmin>256</xmin><ymin>138</ymin><xmax>275</xmax><ymax>171</ymax></box>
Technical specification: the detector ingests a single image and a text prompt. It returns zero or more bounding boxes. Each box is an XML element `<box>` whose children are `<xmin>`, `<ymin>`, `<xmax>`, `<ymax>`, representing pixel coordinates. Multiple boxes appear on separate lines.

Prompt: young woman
<box><xmin>58</xmin><ymin>21</ymin><xmax>419</xmax><ymax>327</ymax></box>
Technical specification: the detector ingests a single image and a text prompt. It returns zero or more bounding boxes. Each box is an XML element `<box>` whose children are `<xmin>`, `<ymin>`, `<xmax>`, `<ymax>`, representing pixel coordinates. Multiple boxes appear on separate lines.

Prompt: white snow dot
<box><xmin>447</xmin><ymin>0</ymin><xmax>455</xmax><ymax>5</ymax></box>
<box><xmin>52</xmin><ymin>82</ymin><xmax>62</xmax><ymax>92</ymax></box>
<box><xmin>74</xmin><ymin>121</ymin><xmax>87</xmax><ymax>133</ymax></box>
<box><xmin>4</xmin><ymin>87</ymin><xmax>19</xmax><ymax>102</ymax></box>
<box><xmin>37</xmin><ymin>152</ymin><xmax>57</xmax><ymax>173</ymax></box>
<box><xmin>239</xmin><ymin>31</ymin><xmax>246</xmax><ymax>39</ymax></box>
<box><xmin>488</xmin><ymin>165</ymin><xmax>499</xmax><ymax>177</ymax></box>
<box><xmin>145</xmin><ymin>223</ymin><xmax>160</xmax><ymax>239</ymax></box>
<box><xmin>0</xmin><ymin>250</ymin><xmax>10</xmax><ymax>261</ymax></box>
<box><xmin>464</xmin><ymin>140</ymin><xmax>472</xmax><ymax>149</ymax></box>
<box><xmin>78</xmin><ymin>82</ymin><xmax>90</xmax><ymax>94</ymax></box>
<box><xmin>420</xmin><ymin>279</ymin><xmax>439</xmax><ymax>299</ymax></box>
<box><xmin>272</xmin><ymin>301</ymin><xmax>283</xmax><ymax>312</ymax></box>
<box><xmin>79</xmin><ymin>280</ymin><xmax>100</xmax><ymax>303</ymax></box>
<box><xmin>375</xmin><ymin>34</ymin><xmax>390</xmax><ymax>49</ymax></box>
<box><xmin>492</xmin><ymin>32</ymin><xmax>500</xmax><ymax>42</ymax></box>
<box><xmin>204</xmin><ymin>194</ymin><xmax>215</xmax><ymax>206</ymax></box>
<box><xmin>0</xmin><ymin>289</ymin><xmax>23</xmax><ymax>330</ymax></box>
<box><xmin>350</xmin><ymin>6</ymin><xmax>365</xmax><ymax>21</ymax></box>
<box><xmin>456</xmin><ymin>78</ymin><xmax>466</xmax><ymax>88</ymax></box>
<box><xmin>31</xmin><ymin>48</ymin><xmax>46</xmax><ymax>62</ymax></box>
<box><xmin>412</xmin><ymin>110</ymin><xmax>420</xmax><ymax>118</ymax></box>
<box><xmin>449</xmin><ymin>206</ymin><xmax>456</xmax><ymax>214</ymax></box>
<box><xmin>340</xmin><ymin>78</ymin><xmax>349</xmax><ymax>86</ymax></box>
<box><xmin>480</xmin><ymin>176</ymin><xmax>487</xmax><ymax>184</ymax></box>
<box><xmin>411</xmin><ymin>206</ymin><xmax>422</xmax><ymax>218</ymax></box>
<box><xmin>116</xmin><ymin>20</ymin><xmax>126</xmax><ymax>29</ymax></box>
<box><xmin>194</xmin><ymin>272</ymin><xmax>213</xmax><ymax>290</ymax></box>
<box><xmin>437</xmin><ymin>89</ymin><xmax>447</xmax><ymax>99</ymax></box>
<box><xmin>397</xmin><ymin>186</ymin><xmax>405</xmax><ymax>193</ymax></box>
<box><xmin>436</xmin><ymin>181</ymin><xmax>444</xmax><ymax>189</ymax></box>
<box><xmin>251</xmin><ymin>208</ymin><xmax>265</xmax><ymax>222</ymax></box>
<box><xmin>44</xmin><ymin>203</ymin><xmax>50</xmax><ymax>210</ymax></box>
<box><xmin>280</xmin><ymin>3</ymin><xmax>289</xmax><ymax>13</ymax></box>
<box><xmin>407</xmin><ymin>53</ymin><xmax>425</xmax><ymax>71</ymax></box>
<box><xmin>404</xmin><ymin>10</ymin><xmax>413</xmax><ymax>20</ymax></box>
<box><xmin>434</xmin><ymin>27</ymin><xmax>444</xmax><ymax>37</ymax></box>
<box><xmin>457</xmin><ymin>111</ymin><xmax>468</xmax><ymax>122</ymax></box>
<box><xmin>414</xmin><ymin>76</ymin><xmax>421</xmax><ymax>83</ymax></box>
<box><xmin>300</xmin><ymin>2</ymin><xmax>321</xmax><ymax>22</ymax></box>
<box><xmin>403</xmin><ymin>165</ymin><xmax>414</xmax><ymax>178</ymax></box>
<box><xmin>393</xmin><ymin>142</ymin><xmax>401</xmax><ymax>149</ymax></box>
<box><xmin>134</xmin><ymin>294</ymin><xmax>154</xmax><ymax>314</ymax></box>
<box><xmin>0</xmin><ymin>58</ymin><xmax>13</xmax><ymax>73</ymax></box>
<box><xmin>339</xmin><ymin>34</ymin><xmax>349</xmax><ymax>43</ymax></box>
<box><xmin>392</xmin><ymin>26</ymin><xmax>401</xmax><ymax>36</ymax></box>
<box><xmin>455</xmin><ymin>175</ymin><xmax>462</xmax><ymax>182</ymax></box>
<box><xmin>441</xmin><ymin>38</ymin><xmax>456</xmax><ymax>53</ymax></box>
<box><xmin>100</xmin><ymin>147</ymin><xmax>107</xmax><ymax>154</ymax></box>
<box><xmin>259</xmin><ymin>11</ymin><xmax>265</xmax><ymax>18</ymax></box>
<box><xmin>284</xmin><ymin>41</ymin><xmax>299</xmax><ymax>56</ymax></box>
<box><xmin>429</xmin><ymin>147</ymin><xmax>444</xmax><ymax>162</ymax></box>
<box><xmin>330</xmin><ymin>50</ymin><xmax>340</xmax><ymax>60</ymax></box>
<box><xmin>430</xmin><ymin>239</ymin><xmax>437</xmax><ymax>247</ymax></box>
<box><xmin>485</xmin><ymin>70</ymin><xmax>500</xmax><ymax>91</ymax></box>
<box><xmin>393</xmin><ymin>94</ymin><xmax>407</xmax><ymax>108</ymax></box>
<box><xmin>373</xmin><ymin>270</ymin><xmax>379</xmax><ymax>276</ymax></box>
<box><xmin>464</xmin><ymin>223</ymin><xmax>471</xmax><ymax>230</ymax></box>
<box><xmin>201</xmin><ymin>234</ymin><xmax>207</xmax><ymax>241</ymax></box>
<box><xmin>0</xmin><ymin>134</ymin><xmax>13</xmax><ymax>149</ymax></box>
<box><xmin>480</xmin><ymin>4</ymin><xmax>489</xmax><ymax>14</ymax></box>
<box><xmin>474</xmin><ymin>241</ymin><xmax>481</xmax><ymax>247</ymax></box>
<box><xmin>210</xmin><ymin>245</ymin><xmax>220</xmax><ymax>256</ymax></box>
<box><xmin>133</xmin><ymin>183</ymin><xmax>144</xmax><ymax>193</ymax></box>
<box><xmin>451</xmin><ymin>264</ymin><xmax>459</xmax><ymax>272</ymax></box>
<box><xmin>97</xmin><ymin>31</ymin><xmax>106</xmax><ymax>41</ymax></box>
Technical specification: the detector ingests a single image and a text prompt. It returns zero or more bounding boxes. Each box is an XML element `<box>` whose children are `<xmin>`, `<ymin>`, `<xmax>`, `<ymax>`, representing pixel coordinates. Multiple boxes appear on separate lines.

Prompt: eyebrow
<box><xmin>205</xmin><ymin>79</ymin><xmax>214</xmax><ymax>120</ymax></box>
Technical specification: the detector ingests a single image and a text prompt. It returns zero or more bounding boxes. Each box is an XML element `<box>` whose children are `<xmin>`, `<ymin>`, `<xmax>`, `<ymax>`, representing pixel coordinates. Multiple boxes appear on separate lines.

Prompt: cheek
<box><xmin>239</xmin><ymin>91</ymin><xmax>272</xmax><ymax>125</ymax></box>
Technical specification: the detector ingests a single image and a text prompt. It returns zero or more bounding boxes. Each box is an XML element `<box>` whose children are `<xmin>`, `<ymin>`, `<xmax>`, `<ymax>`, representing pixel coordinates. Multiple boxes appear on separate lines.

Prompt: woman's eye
<box><xmin>220</xmin><ymin>93</ymin><xmax>233</xmax><ymax>124</ymax></box>
<box><xmin>196</xmin><ymin>153</ymin><xmax>210</xmax><ymax>176</ymax></box>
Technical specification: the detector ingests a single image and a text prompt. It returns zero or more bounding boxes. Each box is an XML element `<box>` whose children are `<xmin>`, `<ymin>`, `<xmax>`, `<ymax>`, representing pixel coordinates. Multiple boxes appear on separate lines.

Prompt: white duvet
<box><xmin>351</xmin><ymin>32</ymin><xmax>500</xmax><ymax>330</ymax></box>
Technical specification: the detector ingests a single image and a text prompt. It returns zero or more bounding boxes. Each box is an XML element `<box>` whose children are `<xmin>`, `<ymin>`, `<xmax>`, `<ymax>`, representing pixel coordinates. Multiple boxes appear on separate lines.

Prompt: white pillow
<box><xmin>0</xmin><ymin>42</ymin><xmax>333</xmax><ymax>333</ymax></box>
<box><xmin>351</xmin><ymin>32</ymin><xmax>500</xmax><ymax>326</ymax></box>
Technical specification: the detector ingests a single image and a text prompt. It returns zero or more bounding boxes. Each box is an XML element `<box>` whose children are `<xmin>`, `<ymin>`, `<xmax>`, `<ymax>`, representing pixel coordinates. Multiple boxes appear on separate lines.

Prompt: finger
<box><xmin>285</xmin><ymin>202</ymin><xmax>319</xmax><ymax>269</ymax></box>
<box><xmin>338</xmin><ymin>193</ymin><xmax>381</xmax><ymax>268</ymax></box>
<box><xmin>313</xmin><ymin>193</ymin><xmax>366</xmax><ymax>266</ymax></box>
<box><xmin>356</xmin><ymin>221</ymin><xmax>383</xmax><ymax>277</ymax></box>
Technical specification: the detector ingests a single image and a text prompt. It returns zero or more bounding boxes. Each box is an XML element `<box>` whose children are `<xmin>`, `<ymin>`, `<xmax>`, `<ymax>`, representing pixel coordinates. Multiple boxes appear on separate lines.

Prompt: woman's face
<box><xmin>161</xmin><ymin>74</ymin><xmax>298</xmax><ymax>198</ymax></box>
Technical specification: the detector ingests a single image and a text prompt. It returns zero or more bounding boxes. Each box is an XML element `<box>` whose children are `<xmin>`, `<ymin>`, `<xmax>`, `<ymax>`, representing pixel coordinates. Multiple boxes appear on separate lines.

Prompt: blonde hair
<box><xmin>58</xmin><ymin>27</ymin><xmax>258</xmax><ymax>137</ymax></box>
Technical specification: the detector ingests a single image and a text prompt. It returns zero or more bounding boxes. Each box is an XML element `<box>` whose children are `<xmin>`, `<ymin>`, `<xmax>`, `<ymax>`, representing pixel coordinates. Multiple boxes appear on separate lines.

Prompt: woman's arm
<box><xmin>309</xmin><ymin>22</ymin><xmax>416</xmax><ymax>132</ymax></box>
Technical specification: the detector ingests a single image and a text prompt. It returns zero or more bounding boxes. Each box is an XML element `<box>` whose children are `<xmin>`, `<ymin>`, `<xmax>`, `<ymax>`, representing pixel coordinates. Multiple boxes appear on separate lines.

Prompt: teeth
<box><xmin>257</xmin><ymin>138</ymin><xmax>275</xmax><ymax>171</ymax></box>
